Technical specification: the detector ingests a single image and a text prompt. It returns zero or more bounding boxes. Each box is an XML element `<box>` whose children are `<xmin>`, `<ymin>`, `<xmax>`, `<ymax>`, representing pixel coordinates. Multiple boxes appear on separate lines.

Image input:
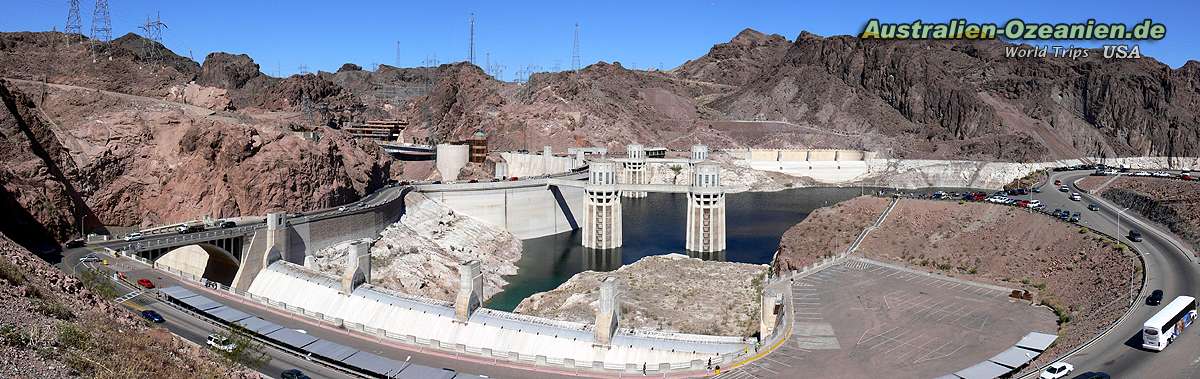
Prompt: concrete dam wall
<box><xmin>421</xmin><ymin>183</ymin><xmax>585</xmax><ymax>240</ymax></box>
<box><xmin>501</xmin><ymin>151</ymin><xmax>578</xmax><ymax>178</ymax></box>
<box><xmin>283</xmin><ymin>188</ymin><xmax>409</xmax><ymax>263</ymax></box>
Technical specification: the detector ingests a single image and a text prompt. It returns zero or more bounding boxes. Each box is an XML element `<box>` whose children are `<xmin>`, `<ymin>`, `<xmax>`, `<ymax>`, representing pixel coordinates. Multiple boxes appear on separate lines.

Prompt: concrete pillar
<box><xmin>575</xmin><ymin>150</ymin><xmax>587</xmax><ymax>169</ymax></box>
<box><xmin>494</xmin><ymin>162</ymin><xmax>508</xmax><ymax>180</ymax></box>
<box><xmin>542</xmin><ymin>145</ymin><xmax>553</xmax><ymax>175</ymax></box>
<box><xmin>687</xmin><ymin>162</ymin><xmax>726</xmax><ymax>252</ymax></box>
<box><xmin>340</xmin><ymin>240</ymin><xmax>370</xmax><ymax>294</ymax></box>
<box><xmin>622</xmin><ymin>144</ymin><xmax>647</xmax><ymax>198</ymax></box>
<box><xmin>759</xmin><ymin>290</ymin><xmax>783</xmax><ymax>339</ymax></box>
<box><xmin>583</xmin><ymin>162</ymin><xmax>622</xmax><ymax>249</ymax></box>
<box><xmin>690</xmin><ymin>144</ymin><xmax>709</xmax><ymax>163</ymax></box>
<box><xmin>435</xmin><ymin>144</ymin><xmax>470</xmax><ymax>181</ymax></box>
<box><xmin>594</xmin><ymin>277</ymin><xmax>619</xmax><ymax>345</ymax></box>
<box><xmin>265</xmin><ymin>212</ymin><xmax>287</xmax><ymax>263</ymax></box>
<box><xmin>454</xmin><ymin>260</ymin><xmax>483</xmax><ymax>322</ymax></box>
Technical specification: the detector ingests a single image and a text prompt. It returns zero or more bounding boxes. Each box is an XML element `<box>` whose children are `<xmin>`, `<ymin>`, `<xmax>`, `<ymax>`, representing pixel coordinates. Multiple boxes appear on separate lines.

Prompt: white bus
<box><xmin>1143</xmin><ymin>296</ymin><xmax>1197</xmax><ymax>351</ymax></box>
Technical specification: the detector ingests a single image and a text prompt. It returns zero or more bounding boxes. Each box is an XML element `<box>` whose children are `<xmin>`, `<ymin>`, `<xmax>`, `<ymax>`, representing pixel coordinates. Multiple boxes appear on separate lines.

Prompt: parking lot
<box><xmin>719</xmin><ymin>259</ymin><xmax>1057</xmax><ymax>379</ymax></box>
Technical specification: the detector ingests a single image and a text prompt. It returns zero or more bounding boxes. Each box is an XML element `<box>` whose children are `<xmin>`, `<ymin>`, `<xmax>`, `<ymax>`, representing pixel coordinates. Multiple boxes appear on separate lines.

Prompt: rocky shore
<box><xmin>515</xmin><ymin>254</ymin><xmax>768</xmax><ymax>337</ymax></box>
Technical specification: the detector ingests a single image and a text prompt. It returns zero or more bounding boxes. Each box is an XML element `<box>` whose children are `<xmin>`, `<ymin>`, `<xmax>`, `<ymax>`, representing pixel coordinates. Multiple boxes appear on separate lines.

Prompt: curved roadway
<box><xmin>1032</xmin><ymin>170</ymin><xmax>1200</xmax><ymax>378</ymax></box>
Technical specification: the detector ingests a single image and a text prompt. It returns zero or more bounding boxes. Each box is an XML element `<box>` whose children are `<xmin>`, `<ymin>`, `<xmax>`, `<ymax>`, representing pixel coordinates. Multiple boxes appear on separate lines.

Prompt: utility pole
<box><xmin>65</xmin><ymin>0</ymin><xmax>82</xmax><ymax>43</ymax></box>
<box><xmin>572</xmin><ymin>23</ymin><xmax>581</xmax><ymax>71</ymax></box>
<box><xmin>467</xmin><ymin>13</ymin><xmax>476</xmax><ymax>65</ymax></box>
<box><xmin>395</xmin><ymin>40</ymin><xmax>401</xmax><ymax>67</ymax></box>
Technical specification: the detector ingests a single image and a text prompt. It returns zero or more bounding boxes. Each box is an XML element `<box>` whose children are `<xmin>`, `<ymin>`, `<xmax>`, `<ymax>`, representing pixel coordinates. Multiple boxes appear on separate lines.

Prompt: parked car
<box><xmin>337</xmin><ymin>206</ymin><xmax>347</xmax><ymax>212</ymax></box>
<box><xmin>1052</xmin><ymin>209</ymin><xmax>1063</xmax><ymax>217</ymax></box>
<box><xmin>206</xmin><ymin>334</ymin><xmax>236</xmax><ymax>353</ymax></box>
<box><xmin>1147</xmin><ymin>289</ymin><xmax>1164</xmax><ymax>306</ymax></box>
<box><xmin>137</xmin><ymin>278</ymin><xmax>155</xmax><ymax>289</ymax></box>
<box><xmin>123</xmin><ymin>232</ymin><xmax>143</xmax><ymax>241</ymax></box>
<box><xmin>1058</xmin><ymin>212</ymin><xmax>1071</xmax><ymax>221</ymax></box>
<box><xmin>1070</xmin><ymin>372</ymin><xmax>1110</xmax><ymax>379</ymax></box>
<box><xmin>1128</xmin><ymin>230</ymin><xmax>1144</xmax><ymax>242</ymax></box>
<box><xmin>280</xmin><ymin>369</ymin><xmax>311</xmax><ymax>379</ymax></box>
<box><xmin>1041</xmin><ymin>362</ymin><xmax>1074</xmax><ymax>379</ymax></box>
<box><xmin>1027</xmin><ymin>200</ymin><xmax>1043</xmax><ymax>208</ymax></box>
<box><xmin>1069</xmin><ymin>212</ymin><xmax>1081</xmax><ymax>223</ymax></box>
<box><xmin>79</xmin><ymin>255</ymin><xmax>101</xmax><ymax>263</ymax></box>
<box><xmin>1087</xmin><ymin>204</ymin><xmax>1100</xmax><ymax>211</ymax></box>
<box><xmin>140</xmin><ymin>310</ymin><xmax>165</xmax><ymax>323</ymax></box>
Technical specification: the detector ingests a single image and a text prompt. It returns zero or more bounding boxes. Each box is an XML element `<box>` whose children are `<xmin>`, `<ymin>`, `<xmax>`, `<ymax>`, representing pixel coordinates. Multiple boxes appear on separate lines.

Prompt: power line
<box><xmin>571</xmin><ymin>23</ymin><xmax>581</xmax><ymax>71</ymax></box>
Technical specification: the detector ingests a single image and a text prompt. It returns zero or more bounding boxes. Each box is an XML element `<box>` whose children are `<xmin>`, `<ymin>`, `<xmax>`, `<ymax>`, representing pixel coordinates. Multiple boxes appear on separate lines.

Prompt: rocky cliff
<box><xmin>0</xmin><ymin>78</ymin><xmax>395</xmax><ymax>254</ymax></box>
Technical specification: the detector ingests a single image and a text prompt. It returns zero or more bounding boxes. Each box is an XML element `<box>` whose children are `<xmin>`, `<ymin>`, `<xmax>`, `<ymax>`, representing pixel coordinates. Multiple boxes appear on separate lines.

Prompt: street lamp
<box><xmin>1116</xmin><ymin>207</ymin><xmax>1130</xmax><ymax>240</ymax></box>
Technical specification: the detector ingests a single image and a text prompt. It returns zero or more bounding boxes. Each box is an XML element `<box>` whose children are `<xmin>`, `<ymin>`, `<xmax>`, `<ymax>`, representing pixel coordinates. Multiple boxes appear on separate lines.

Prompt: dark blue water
<box><xmin>485</xmin><ymin>187</ymin><xmax>879</xmax><ymax>311</ymax></box>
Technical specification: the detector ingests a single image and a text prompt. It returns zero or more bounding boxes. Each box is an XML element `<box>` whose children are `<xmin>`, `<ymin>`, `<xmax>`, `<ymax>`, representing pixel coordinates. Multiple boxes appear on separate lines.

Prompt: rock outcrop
<box><xmin>516</xmin><ymin>254</ymin><xmax>767</xmax><ymax>336</ymax></box>
<box><xmin>0</xmin><ymin>233</ymin><xmax>255</xmax><ymax>378</ymax></box>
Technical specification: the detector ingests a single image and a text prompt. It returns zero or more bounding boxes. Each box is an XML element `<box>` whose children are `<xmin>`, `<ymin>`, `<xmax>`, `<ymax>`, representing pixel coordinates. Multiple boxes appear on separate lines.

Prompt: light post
<box><xmin>1116</xmin><ymin>207</ymin><xmax>1130</xmax><ymax>240</ymax></box>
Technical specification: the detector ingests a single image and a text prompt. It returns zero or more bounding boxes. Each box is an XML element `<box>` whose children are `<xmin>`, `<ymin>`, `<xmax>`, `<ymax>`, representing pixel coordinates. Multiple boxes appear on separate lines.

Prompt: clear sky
<box><xmin>4</xmin><ymin>0</ymin><xmax>1198</xmax><ymax>80</ymax></box>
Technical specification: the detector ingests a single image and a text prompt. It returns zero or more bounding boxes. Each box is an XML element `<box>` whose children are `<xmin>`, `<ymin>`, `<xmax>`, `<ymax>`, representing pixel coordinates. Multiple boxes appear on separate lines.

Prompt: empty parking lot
<box><xmin>719</xmin><ymin>258</ymin><xmax>1057</xmax><ymax>379</ymax></box>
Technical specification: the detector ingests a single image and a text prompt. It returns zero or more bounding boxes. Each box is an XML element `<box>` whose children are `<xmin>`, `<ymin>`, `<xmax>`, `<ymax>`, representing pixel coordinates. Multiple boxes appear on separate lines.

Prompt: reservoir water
<box><xmin>485</xmin><ymin>187</ymin><xmax>887</xmax><ymax>311</ymax></box>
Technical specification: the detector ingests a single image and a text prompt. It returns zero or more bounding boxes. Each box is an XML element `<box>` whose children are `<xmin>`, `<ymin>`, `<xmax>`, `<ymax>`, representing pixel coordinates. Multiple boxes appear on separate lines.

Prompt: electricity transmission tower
<box><xmin>138</xmin><ymin>13</ymin><xmax>168</xmax><ymax>63</ymax></box>
<box><xmin>395</xmin><ymin>40</ymin><xmax>401</xmax><ymax>67</ymax></box>
<box><xmin>90</xmin><ymin>0</ymin><xmax>111</xmax><ymax>43</ymax></box>
<box><xmin>65</xmin><ymin>0</ymin><xmax>82</xmax><ymax>43</ymax></box>
<box><xmin>467</xmin><ymin>13</ymin><xmax>476</xmax><ymax>64</ymax></box>
<box><xmin>571</xmin><ymin>23</ymin><xmax>581</xmax><ymax>71</ymax></box>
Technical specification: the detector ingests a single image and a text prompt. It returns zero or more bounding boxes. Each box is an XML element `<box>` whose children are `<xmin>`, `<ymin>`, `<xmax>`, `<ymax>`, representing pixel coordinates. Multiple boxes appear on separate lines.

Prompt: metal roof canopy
<box><xmin>1015</xmin><ymin>332</ymin><xmax>1058</xmax><ymax>352</ymax></box>
<box><xmin>265</xmin><ymin>328</ymin><xmax>318</xmax><ymax>349</ymax></box>
<box><xmin>159</xmin><ymin>286</ymin><xmax>199</xmax><ymax>300</ymax></box>
<box><xmin>208</xmin><ymin>305</ymin><xmax>254</xmax><ymax>323</ymax></box>
<box><xmin>394</xmin><ymin>364</ymin><xmax>455</xmax><ymax>379</ymax></box>
<box><xmin>932</xmin><ymin>375</ymin><xmax>960</xmax><ymax>379</ymax></box>
<box><xmin>341</xmin><ymin>351</ymin><xmax>410</xmax><ymax>377</ymax></box>
<box><xmin>989</xmin><ymin>346</ymin><xmax>1040</xmax><ymax>368</ymax></box>
<box><xmin>955</xmin><ymin>360</ymin><xmax>1012</xmax><ymax>379</ymax></box>
<box><xmin>177</xmin><ymin>294</ymin><xmax>223</xmax><ymax>311</ymax></box>
<box><xmin>235</xmin><ymin>317</ymin><xmax>283</xmax><ymax>335</ymax></box>
<box><xmin>305</xmin><ymin>339</ymin><xmax>358</xmax><ymax>361</ymax></box>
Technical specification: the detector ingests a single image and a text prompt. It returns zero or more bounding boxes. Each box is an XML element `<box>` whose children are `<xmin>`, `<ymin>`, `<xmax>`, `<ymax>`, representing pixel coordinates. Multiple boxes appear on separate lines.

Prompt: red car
<box><xmin>137</xmin><ymin>278</ymin><xmax>155</xmax><ymax>289</ymax></box>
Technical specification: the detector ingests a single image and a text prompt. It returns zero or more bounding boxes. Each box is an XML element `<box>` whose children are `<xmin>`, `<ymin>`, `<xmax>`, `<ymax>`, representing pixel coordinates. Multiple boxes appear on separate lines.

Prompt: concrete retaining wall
<box><xmin>422</xmin><ymin>184</ymin><xmax>584</xmax><ymax>240</ymax></box>
<box><xmin>501</xmin><ymin>152</ymin><xmax>577</xmax><ymax>178</ymax></box>
<box><xmin>283</xmin><ymin>190</ymin><xmax>408</xmax><ymax>263</ymax></box>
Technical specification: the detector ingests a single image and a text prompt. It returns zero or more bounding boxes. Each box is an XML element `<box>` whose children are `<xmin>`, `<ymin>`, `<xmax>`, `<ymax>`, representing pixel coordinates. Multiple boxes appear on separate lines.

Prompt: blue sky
<box><xmin>4</xmin><ymin>0</ymin><xmax>1197</xmax><ymax>79</ymax></box>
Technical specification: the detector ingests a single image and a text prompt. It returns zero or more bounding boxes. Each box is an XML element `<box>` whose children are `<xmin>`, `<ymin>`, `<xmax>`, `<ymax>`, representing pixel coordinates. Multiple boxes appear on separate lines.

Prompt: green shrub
<box><xmin>0</xmin><ymin>260</ymin><xmax>24</xmax><ymax>284</ymax></box>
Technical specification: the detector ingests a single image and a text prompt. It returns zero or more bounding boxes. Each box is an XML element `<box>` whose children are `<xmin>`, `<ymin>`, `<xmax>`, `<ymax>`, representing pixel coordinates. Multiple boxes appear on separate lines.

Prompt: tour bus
<box><xmin>1143</xmin><ymin>296</ymin><xmax>1197</xmax><ymax>351</ymax></box>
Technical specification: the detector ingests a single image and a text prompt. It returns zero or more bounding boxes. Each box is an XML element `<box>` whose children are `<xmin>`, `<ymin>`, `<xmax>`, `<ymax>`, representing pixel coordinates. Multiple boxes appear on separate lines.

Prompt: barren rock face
<box><xmin>0</xmin><ymin>78</ymin><xmax>394</xmax><ymax>248</ymax></box>
<box><xmin>515</xmin><ymin>254</ymin><xmax>768</xmax><ymax>337</ymax></box>
<box><xmin>1078</xmin><ymin>176</ymin><xmax>1200</xmax><ymax>250</ymax></box>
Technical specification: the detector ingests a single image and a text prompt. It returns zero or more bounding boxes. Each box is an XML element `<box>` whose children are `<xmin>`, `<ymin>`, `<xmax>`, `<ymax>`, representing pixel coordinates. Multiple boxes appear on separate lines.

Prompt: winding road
<box><xmin>1028</xmin><ymin>170</ymin><xmax>1200</xmax><ymax>378</ymax></box>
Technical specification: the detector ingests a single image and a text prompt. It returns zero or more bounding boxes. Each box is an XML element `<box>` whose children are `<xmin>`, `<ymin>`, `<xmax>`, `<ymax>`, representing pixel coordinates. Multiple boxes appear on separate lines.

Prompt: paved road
<box><xmin>63</xmin><ymin>248</ymin><xmax>656</xmax><ymax>379</ymax></box>
<box><xmin>1028</xmin><ymin>170</ymin><xmax>1200</xmax><ymax>378</ymax></box>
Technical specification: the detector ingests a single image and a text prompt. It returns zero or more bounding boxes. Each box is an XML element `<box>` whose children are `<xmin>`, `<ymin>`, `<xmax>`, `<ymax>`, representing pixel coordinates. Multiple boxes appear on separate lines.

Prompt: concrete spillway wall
<box><xmin>282</xmin><ymin>188</ymin><xmax>409</xmax><ymax>263</ymax></box>
<box><xmin>500</xmin><ymin>152</ymin><xmax>577</xmax><ymax>178</ymax></box>
<box><xmin>421</xmin><ymin>184</ymin><xmax>585</xmax><ymax>240</ymax></box>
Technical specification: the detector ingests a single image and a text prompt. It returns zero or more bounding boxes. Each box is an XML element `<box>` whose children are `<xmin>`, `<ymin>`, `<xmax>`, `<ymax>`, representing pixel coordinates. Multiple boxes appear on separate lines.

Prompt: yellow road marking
<box><xmin>718</xmin><ymin>312</ymin><xmax>795</xmax><ymax>374</ymax></box>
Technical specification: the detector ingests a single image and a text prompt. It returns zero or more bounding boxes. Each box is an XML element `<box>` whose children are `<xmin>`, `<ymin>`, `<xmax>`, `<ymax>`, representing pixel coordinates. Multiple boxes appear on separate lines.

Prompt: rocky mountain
<box><xmin>395</xmin><ymin>30</ymin><xmax>1199</xmax><ymax>162</ymax></box>
<box><xmin>0</xmin><ymin>77</ymin><xmax>395</xmax><ymax>255</ymax></box>
<box><xmin>0</xmin><ymin>32</ymin><xmax>198</xmax><ymax>97</ymax></box>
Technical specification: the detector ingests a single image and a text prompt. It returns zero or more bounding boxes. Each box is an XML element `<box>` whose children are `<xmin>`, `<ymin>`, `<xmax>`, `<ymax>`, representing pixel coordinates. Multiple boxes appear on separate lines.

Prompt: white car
<box><xmin>1070</xmin><ymin>193</ymin><xmax>1082</xmax><ymax>201</ymax></box>
<box><xmin>1027</xmin><ymin>200</ymin><xmax>1043</xmax><ymax>208</ymax></box>
<box><xmin>1040</xmin><ymin>362</ymin><xmax>1074</xmax><ymax>379</ymax></box>
<box><xmin>78</xmin><ymin>255</ymin><xmax>101</xmax><ymax>263</ymax></box>
<box><xmin>123</xmin><ymin>232</ymin><xmax>143</xmax><ymax>241</ymax></box>
<box><xmin>206</xmin><ymin>334</ymin><xmax>236</xmax><ymax>353</ymax></box>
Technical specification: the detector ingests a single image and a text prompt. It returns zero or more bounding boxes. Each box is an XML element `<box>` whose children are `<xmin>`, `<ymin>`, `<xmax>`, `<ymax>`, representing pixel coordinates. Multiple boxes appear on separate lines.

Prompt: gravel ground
<box><xmin>775</xmin><ymin>197</ymin><xmax>1139</xmax><ymax>369</ymax></box>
